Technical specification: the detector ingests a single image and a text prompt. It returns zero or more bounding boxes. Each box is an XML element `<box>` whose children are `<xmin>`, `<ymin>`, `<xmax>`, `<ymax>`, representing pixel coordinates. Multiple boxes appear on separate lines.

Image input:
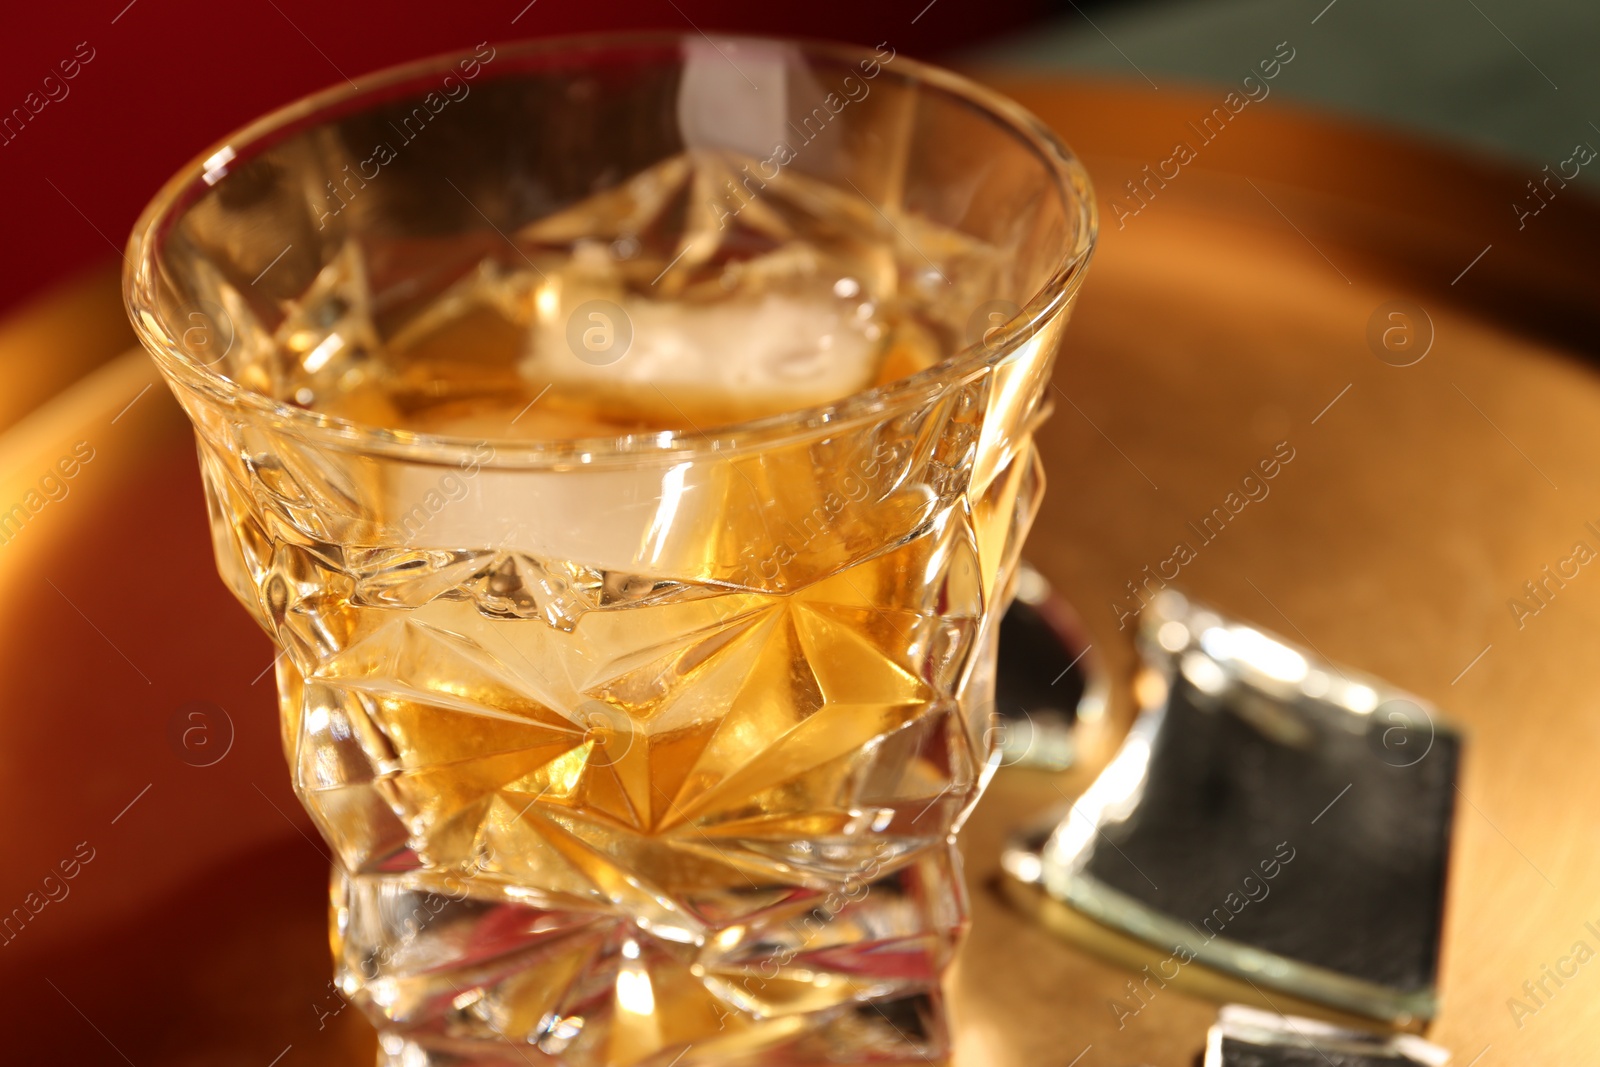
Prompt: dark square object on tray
<box><xmin>1006</xmin><ymin>592</ymin><xmax>1461</xmax><ymax>1024</ymax></box>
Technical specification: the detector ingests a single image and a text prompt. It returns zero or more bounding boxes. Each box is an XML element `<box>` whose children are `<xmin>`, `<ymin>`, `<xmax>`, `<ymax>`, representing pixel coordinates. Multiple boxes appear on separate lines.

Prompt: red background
<box><xmin>0</xmin><ymin>0</ymin><xmax>1051</xmax><ymax>317</ymax></box>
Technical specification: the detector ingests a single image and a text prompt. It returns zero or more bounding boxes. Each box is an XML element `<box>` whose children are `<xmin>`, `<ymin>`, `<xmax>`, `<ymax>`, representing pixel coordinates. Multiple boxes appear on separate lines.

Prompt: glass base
<box><xmin>337</xmin><ymin>847</ymin><xmax>962</xmax><ymax>1066</ymax></box>
<box><xmin>373</xmin><ymin>994</ymin><xmax>946</xmax><ymax>1066</ymax></box>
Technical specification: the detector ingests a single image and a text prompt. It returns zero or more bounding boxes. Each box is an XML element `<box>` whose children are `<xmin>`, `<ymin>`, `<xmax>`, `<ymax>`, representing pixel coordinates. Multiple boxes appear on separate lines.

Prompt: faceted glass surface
<box><xmin>128</xmin><ymin>35</ymin><xmax>1093</xmax><ymax>1067</ymax></box>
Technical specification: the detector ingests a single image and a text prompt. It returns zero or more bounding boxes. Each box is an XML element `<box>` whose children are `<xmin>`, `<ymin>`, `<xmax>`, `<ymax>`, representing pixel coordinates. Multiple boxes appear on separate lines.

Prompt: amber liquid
<box><xmin>197</xmin><ymin>151</ymin><xmax>1042</xmax><ymax>1066</ymax></box>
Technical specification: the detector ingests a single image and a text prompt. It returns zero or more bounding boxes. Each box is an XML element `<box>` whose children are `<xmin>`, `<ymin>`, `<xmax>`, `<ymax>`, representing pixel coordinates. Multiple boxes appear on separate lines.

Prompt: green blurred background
<box><xmin>969</xmin><ymin>0</ymin><xmax>1599</xmax><ymax>188</ymax></box>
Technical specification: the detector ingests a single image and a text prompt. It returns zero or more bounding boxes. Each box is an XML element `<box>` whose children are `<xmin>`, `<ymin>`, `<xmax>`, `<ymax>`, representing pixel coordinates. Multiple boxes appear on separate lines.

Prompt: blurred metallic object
<box><xmin>1205</xmin><ymin>1005</ymin><xmax>1449</xmax><ymax>1066</ymax></box>
<box><xmin>993</xmin><ymin>561</ymin><xmax>1107</xmax><ymax>770</ymax></box>
<box><xmin>1003</xmin><ymin>590</ymin><xmax>1461</xmax><ymax>1026</ymax></box>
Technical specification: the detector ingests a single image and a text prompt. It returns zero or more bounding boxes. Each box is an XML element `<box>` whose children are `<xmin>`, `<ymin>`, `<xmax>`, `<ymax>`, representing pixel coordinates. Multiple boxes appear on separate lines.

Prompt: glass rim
<box><xmin>124</xmin><ymin>32</ymin><xmax>1097</xmax><ymax>468</ymax></box>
